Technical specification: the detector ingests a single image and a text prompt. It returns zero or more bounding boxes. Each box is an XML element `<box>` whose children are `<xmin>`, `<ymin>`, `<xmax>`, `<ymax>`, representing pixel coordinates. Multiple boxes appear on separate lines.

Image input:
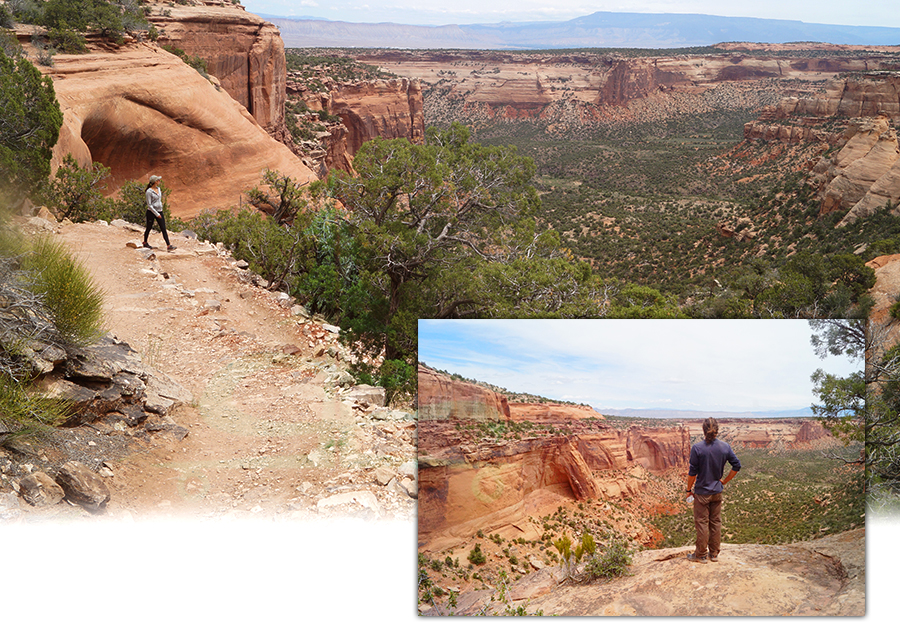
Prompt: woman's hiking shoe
<box><xmin>142</xmin><ymin>242</ymin><xmax>152</xmax><ymax>248</ymax></box>
<box><xmin>167</xmin><ymin>245</ymin><xmax>177</xmax><ymax>252</ymax></box>
<box><xmin>686</xmin><ymin>552</ymin><xmax>708</xmax><ymax>564</ymax></box>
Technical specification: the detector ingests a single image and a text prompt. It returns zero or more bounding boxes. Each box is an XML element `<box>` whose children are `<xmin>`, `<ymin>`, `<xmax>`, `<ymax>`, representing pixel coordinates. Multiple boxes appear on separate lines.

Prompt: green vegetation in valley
<box><xmin>418</xmin><ymin>67</ymin><xmax>883</xmax><ymax>319</ymax></box>
<box><xmin>650</xmin><ymin>447</ymin><xmax>865</xmax><ymax>547</ymax></box>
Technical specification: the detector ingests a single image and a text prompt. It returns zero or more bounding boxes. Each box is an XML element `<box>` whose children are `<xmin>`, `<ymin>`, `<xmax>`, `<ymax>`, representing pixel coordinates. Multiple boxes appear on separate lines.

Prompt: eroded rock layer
<box><xmin>359</xmin><ymin>49</ymin><xmax>900</xmax><ymax>117</ymax></box>
<box><xmin>146</xmin><ymin>0</ymin><xmax>287</xmax><ymax>134</ymax></box>
<box><xmin>742</xmin><ymin>73</ymin><xmax>900</xmax><ymax>222</ymax></box>
<box><xmin>417</xmin><ymin>366</ymin><xmax>510</xmax><ymax>422</ymax></box>
<box><xmin>418</xmin><ymin>421</ymin><xmax>690</xmax><ymax>544</ymax></box>
<box><xmin>508</xmin><ymin>402</ymin><xmax>604</xmax><ymax>423</ymax></box>
<box><xmin>287</xmin><ymin>77</ymin><xmax>425</xmax><ymax>174</ymax></box>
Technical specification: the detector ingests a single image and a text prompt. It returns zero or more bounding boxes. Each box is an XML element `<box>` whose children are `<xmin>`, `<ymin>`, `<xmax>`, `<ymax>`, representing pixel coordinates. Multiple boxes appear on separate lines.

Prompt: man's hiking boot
<box><xmin>709</xmin><ymin>554</ymin><xmax>718</xmax><ymax>562</ymax></box>
<box><xmin>686</xmin><ymin>552</ymin><xmax>708</xmax><ymax>564</ymax></box>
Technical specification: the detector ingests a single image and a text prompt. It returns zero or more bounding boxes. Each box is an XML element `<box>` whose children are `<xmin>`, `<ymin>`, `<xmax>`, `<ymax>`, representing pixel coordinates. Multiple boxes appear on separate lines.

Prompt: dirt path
<box><xmin>33</xmin><ymin>217</ymin><xmax>416</xmax><ymax>522</ymax></box>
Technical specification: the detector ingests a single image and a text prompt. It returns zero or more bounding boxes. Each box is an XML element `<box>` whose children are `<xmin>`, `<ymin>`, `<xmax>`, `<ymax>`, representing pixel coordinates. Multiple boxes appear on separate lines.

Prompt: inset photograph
<box><xmin>417</xmin><ymin>318</ymin><xmax>864</xmax><ymax>616</ymax></box>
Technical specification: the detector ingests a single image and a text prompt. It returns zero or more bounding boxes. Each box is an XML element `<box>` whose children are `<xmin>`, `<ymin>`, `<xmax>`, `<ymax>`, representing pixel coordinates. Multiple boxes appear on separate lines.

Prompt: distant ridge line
<box><xmin>261</xmin><ymin>11</ymin><xmax>900</xmax><ymax>50</ymax></box>
<box><xmin>595</xmin><ymin>407</ymin><xmax>815</xmax><ymax>419</ymax></box>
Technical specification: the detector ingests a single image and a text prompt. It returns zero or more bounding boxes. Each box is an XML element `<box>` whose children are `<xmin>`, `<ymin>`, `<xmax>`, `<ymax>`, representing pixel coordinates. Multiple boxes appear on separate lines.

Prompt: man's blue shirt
<box><xmin>689</xmin><ymin>438</ymin><xmax>741</xmax><ymax>495</ymax></box>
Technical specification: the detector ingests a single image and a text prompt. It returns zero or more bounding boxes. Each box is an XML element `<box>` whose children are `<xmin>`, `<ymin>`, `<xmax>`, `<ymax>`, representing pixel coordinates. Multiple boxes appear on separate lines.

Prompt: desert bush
<box><xmin>47</xmin><ymin>25</ymin><xmax>89</xmax><ymax>54</ymax></box>
<box><xmin>20</xmin><ymin>235</ymin><xmax>105</xmax><ymax>345</ymax></box>
<box><xmin>193</xmin><ymin>205</ymin><xmax>316</xmax><ymax>294</ymax></box>
<box><xmin>582</xmin><ymin>540</ymin><xmax>632</xmax><ymax>581</ymax></box>
<box><xmin>467</xmin><ymin>543</ymin><xmax>486</xmax><ymax>565</ymax></box>
<box><xmin>161</xmin><ymin>44</ymin><xmax>209</xmax><ymax>76</ymax></box>
<box><xmin>0</xmin><ymin>4</ymin><xmax>14</xmax><ymax>28</ymax></box>
<box><xmin>6</xmin><ymin>0</ymin><xmax>42</xmax><ymax>25</ymax></box>
<box><xmin>47</xmin><ymin>154</ymin><xmax>114</xmax><ymax>222</ymax></box>
<box><xmin>0</xmin><ymin>373</ymin><xmax>71</xmax><ymax>443</ymax></box>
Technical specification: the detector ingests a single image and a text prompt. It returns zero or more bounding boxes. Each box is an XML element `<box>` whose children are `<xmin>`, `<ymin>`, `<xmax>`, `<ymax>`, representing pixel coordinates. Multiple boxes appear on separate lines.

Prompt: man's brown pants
<box><xmin>693</xmin><ymin>492</ymin><xmax>723</xmax><ymax>558</ymax></box>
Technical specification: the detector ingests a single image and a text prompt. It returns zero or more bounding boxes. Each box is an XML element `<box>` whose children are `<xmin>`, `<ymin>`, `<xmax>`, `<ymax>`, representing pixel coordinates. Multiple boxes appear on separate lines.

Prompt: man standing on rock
<box><xmin>685</xmin><ymin>417</ymin><xmax>741</xmax><ymax>564</ymax></box>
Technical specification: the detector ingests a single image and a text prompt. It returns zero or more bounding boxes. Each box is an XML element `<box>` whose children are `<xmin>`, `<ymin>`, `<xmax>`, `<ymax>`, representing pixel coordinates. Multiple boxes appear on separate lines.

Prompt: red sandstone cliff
<box><xmin>682</xmin><ymin>418</ymin><xmax>837</xmax><ymax>450</ymax></box>
<box><xmin>418</xmin><ymin>365</ymin><xmax>510</xmax><ymax>422</ymax></box>
<box><xmin>741</xmin><ymin>73</ymin><xmax>900</xmax><ymax>223</ymax></box>
<box><xmin>508</xmin><ymin>402</ymin><xmax>603</xmax><ymax>423</ymax></box>
<box><xmin>145</xmin><ymin>0</ymin><xmax>287</xmax><ymax>135</ymax></box>
<box><xmin>417</xmin><ymin>366</ymin><xmax>689</xmax><ymax>543</ymax></box>
<box><xmin>866</xmin><ymin>253</ymin><xmax>900</xmax><ymax>348</ymax></box>
<box><xmin>287</xmin><ymin>77</ymin><xmax>425</xmax><ymax>174</ymax></box>
<box><xmin>418</xmin><ymin>423</ymin><xmax>690</xmax><ymax>543</ymax></box>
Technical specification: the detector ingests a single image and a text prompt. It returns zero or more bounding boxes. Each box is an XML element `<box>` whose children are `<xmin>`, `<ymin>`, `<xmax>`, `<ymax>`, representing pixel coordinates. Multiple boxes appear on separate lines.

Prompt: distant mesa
<box><xmin>267</xmin><ymin>11</ymin><xmax>900</xmax><ymax>49</ymax></box>
<box><xmin>597</xmin><ymin>408</ymin><xmax>815</xmax><ymax>418</ymax></box>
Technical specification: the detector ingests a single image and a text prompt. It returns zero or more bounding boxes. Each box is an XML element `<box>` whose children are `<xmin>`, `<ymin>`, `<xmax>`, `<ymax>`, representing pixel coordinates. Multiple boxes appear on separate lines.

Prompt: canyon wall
<box><xmin>683</xmin><ymin>418</ymin><xmax>837</xmax><ymax>450</ymax></box>
<box><xmin>508</xmin><ymin>402</ymin><xmax>604</xmax><ymax>423</ymax></box>
<box><xmin>866</xmin><ymin>253</ymin><xmax>900</xmax><ymax>348</ymax></box>
<box><xmin>741</xmin><ymin>73</ymin><xmax>900</xmax><ymax>223</ymax></box>
<box><xmin>417</xmin><ymin>365</ymin><xmax>511</xmax><ymax>422</ymax></box>
<box><xmin>325</xmin><ymin>79</ymin><xmax>425</xmax><ymax>158</ymax></box>
<box><xmin>287</xmin><ymin>77</ymin><xmax>425</xmax><ymax>174</ymax></box>
<box><xmin>417</xmin><ymin>366</ymin><xmax>689</xmax><ymax>543</ymax></box>
<box><xmin>359</xmin><ymin>49</ymin><xmax>900</xmax><ymax>117</ymax></box>
<box><xmin>146</xmin><ymin>0</ymin><xmax>287</xmax><ymax>135</ymax></box>
<box><xmin>418</xmin><ymin>423</ymin><xmax>689</xmax><ymax>542</ymax></box>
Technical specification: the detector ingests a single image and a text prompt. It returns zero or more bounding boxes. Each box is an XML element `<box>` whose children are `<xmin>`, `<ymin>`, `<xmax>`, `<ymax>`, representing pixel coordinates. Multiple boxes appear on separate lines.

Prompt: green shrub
<box><xmin>47</xmin><ymin>154</ymin><xmax>114</xmax><ymax>222</ymax></box>
<box><xmin>467</xmin><ymin>543</ymin><xmax>486</xmax><ymax>565</ymax></box>
<box><xmin>0</xmin><ymin>4</ymin><xmax>14</xmax><ymax>28</ymax></box>
<box><xmin>0</xmin><ymin>374</ymin><xmax>71</xmax><ymax>443</ymax></box>
<box><xmin>378</xmin><ymin>359</ymin><xmax>415</xmax><ymax>405</ymax></box>
<box><xmin>47</xmin><ymin>26</ymin><xmax>88</xmax><ymax>54</ymax></box>
<box><xmin>0</xmin><ymin>44</ymin><xmax>63</xmax><ymax>201</ymax></box>
<box><xmin>891</xmin><ymin>301</ymin><xmax>900</xmax><ymax>320</ymax></box>
<box><xmin>162</xmin><ymin>44</ymin><xmax>209</xmax><ymax>75</ymax></box>
<box><xmin>583</xmin><ymin>540</ymin><xmax>632</xmax><ymax>581</ymax></box>
<box><xmin>21</xmin><ymin>235</ymin><xmax>105</xmax><ymax>345</ymax></box>
<box><xmin>7</xmin><ymin>0</ymin><xmax>42</xmax><ymax>26</ymax></box>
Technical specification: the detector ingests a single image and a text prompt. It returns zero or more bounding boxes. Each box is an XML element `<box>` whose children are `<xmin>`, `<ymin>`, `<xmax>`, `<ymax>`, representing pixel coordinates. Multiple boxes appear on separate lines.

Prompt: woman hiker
<box><xmin>143</xmin><ymin>175</ymin><xmax>176</xmax><ymax>252</ymax></box>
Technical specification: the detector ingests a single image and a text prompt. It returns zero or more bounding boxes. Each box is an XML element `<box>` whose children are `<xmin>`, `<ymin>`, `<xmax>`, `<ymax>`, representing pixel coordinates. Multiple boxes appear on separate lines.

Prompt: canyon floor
<box><xmin>6</xmin><ymin>216</ymin><xmax>416</xmax><ymax>524</ymax></box>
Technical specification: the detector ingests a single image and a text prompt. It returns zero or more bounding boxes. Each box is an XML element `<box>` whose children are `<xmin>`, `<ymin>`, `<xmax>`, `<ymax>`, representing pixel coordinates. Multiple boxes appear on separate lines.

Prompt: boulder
<box><xmin>373</xmin><ymin>466</ymin><xmax>395</xmax><ymax>486</ymax></box>
<box><xmin>55</xmin><ymin>461</ymin><xmax>111</xmax><ymax>512</ymax></box>
<box><xmin>19</xmin><ymin>471</ymin><xmax>66</xmax><ymax>507</ymax></box>
<box><xmin>344</xmin><ymin>385</ymin><xmax>387</xmax><ymax>407</ymax></box>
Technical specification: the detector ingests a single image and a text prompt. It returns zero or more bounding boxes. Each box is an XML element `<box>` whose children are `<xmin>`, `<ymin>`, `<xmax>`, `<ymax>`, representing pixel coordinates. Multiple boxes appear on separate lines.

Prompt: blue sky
<box><xmin>241</xmin><ymin>1</ymin><xmax>900</xmax><ymax>29</ymax></box>
<box><xmin>419</xmin><ymin>319</ymin><xmax>859</xmax><ymax>413</ymax></box>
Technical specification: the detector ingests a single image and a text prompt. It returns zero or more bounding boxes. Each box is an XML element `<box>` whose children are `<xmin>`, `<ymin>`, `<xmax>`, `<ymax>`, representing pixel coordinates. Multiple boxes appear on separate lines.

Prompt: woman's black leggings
<box><xmin>144</xmin><ymin>209</ymin><xmax>171</xmax><ymax>246</ymax></box>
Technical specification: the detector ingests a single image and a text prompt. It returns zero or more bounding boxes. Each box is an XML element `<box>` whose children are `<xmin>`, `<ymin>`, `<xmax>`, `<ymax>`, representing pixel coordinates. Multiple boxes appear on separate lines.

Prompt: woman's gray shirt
<box><xmin>146</xmin><ymin>187</ymin><xmax>163</xmax><ymax>217</ymax></box>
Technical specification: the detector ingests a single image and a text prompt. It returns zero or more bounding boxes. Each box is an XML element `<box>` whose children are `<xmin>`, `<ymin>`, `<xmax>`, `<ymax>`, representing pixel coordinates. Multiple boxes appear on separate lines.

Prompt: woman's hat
<box><xmin>150</xmin><ymin>175</ymin><xmax>162</xmax><ymax>183</ymax></box>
